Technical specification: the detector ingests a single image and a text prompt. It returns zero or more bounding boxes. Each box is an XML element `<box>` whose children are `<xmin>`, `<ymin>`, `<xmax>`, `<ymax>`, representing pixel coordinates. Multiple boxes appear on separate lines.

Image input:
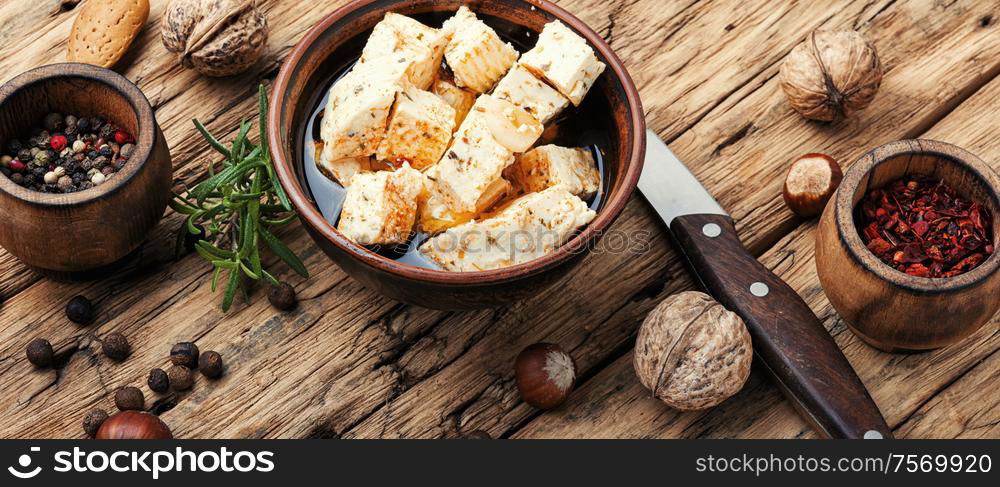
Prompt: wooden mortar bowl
<box><xmin>816</xmin><ymin>139</ymin><xmax>1000</xmax><ymax>352</ymax></box>
<box><xmin>269</xmin><ymin>0</ymin><xmax>644</xmax><ymax>309</ymax></box>
<box><xmin>0</xmin><ymin>64</ymin><xmax>172</xmax><ymax>279</ymax></box>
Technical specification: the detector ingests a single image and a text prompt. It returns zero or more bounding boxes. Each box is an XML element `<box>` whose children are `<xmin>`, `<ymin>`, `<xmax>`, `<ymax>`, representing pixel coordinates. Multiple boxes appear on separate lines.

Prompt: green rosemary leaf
<box><xmin>262</xmin><ymin>212</ymin><xmax>298</xmax><ymax>226</ymax></box>
<box><xmin>231</xmin><ymin>119</ymin><xmax>251</xmax><ymax>165</ymax></box>
<box><xmin>267</xmin><ymin>165</ymin><xmax>292</xmax><ymax>211</ymax></box>
<box><xmin>212</xmin><ymin>259</ymin><xmax>239</xmax><ymax>270</ymax></box>
<box><xmin>196</xmin><ymin>240</ymin><xmax>234</xmax><ymax>259</ymax></box>
<box><xmin>222</xmin><ymin>268</ymin><xmax>240</xmax><ymax>312</ymax></box>
<box><xmin>261</xmin><ymin>269</ymin><xmax>280</xmax><ymax>286</ymax></box>
<box><xmin>185</xmin><ymin>213</ymin><xmax>203</xmax><ymax>235</ymax></box>
<box><xmin>258</xmin><ymin>84</ymin><xmax>269</xmax><ymax>155</ymax></box>
<box><xmin>259</xmin><ymin>225</ymin><xmax>309</xmax><ymax>278</ymax></box>
<box><xmin>193</xmin><ymin>118</ymin><xmax>232</xmax><ymax>160</ymax></box>
<box><xmin>169</xmin><ymin>196</ymin><xmax>198</xmax><ymax>215</ymax></box>
<box><xmin>211</xmin><ymin>266</ymin><xmax>222</xmax><ymax>292</ymax></box>
<box><xmin>239</xmin><ymin>261</ymin><xmax>260</xmax><ymax>280</ymax></box>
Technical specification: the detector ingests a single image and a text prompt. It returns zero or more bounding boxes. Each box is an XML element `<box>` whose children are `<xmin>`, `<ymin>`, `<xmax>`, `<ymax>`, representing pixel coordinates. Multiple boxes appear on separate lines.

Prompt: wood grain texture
<box><xmin>0</xmin><ymin>0</ymin><xmax>998</xmax><ymax>439</ymax></box>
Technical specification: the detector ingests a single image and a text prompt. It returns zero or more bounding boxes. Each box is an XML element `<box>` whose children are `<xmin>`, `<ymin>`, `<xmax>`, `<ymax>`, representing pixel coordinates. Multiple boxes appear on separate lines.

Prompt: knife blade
<box><xmin>639</xmin><ymin>129</ymin><xmax>891</xmax><ymax>439</ymax></box>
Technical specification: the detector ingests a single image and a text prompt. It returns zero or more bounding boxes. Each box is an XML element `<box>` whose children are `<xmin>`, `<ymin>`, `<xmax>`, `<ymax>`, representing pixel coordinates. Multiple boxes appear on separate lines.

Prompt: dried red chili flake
<box><xmin>855</xmin><ymin>175</ymin><xmax>994</xmax><ymax>278</ymax></box>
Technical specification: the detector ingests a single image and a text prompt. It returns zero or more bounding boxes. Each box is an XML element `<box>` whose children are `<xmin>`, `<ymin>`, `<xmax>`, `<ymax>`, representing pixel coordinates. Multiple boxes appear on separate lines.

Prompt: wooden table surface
<box><xmin>1</xmin><ymin>0</ymin><xmax>999</xmax><ymax>439</ymax></box>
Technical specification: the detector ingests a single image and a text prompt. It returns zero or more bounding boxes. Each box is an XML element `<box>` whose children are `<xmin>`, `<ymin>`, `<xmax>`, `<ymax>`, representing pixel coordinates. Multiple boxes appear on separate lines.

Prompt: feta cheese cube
<box><xmin>338</xmin><ymin>164</ymin><xmax>425</xmax><ymax>246</ymax></box>
<box><xmin>420</xmin><ymin>187</ymin><xmax>597</xmax><ymax>271</ymax></box>
<box><xmin>441</xmin><ymin>6</ymin><xmax>518</xmax><ymax>93</ymax></box>
<box><xmin>317</xmin><ymin>153</ymin><xmax>372</xmax><ymax>187</ymax></box>
<box><xmin>360</xmin><ymin>12</ymin><xmax>446</xmax><ymax>90</ymax></box>
<box><xmin>319</xmin><ymin>62</ymin><xmax>399</xmax><ymax>164</ymax></box>
<box><xmin>425</xmin><ymin>104</ymin><xmax>515</xmax><ymax>214</ymax></box>
<box><xmin>508</xmin><ymin>145</ymin><xmax>600</xmax><ymax>199</ymax></box>
<box><xmin>432</xmin><ymin>78</ymin><xmax>476</xmax><ymax>128</ymax></box>
<box><xmin>519</xmin><ymin>21</ymin><xmax>606</xmax><ymax>106</ymax></box>
<box><xmin>493</xmin><ymin>63</ymin><xmax>570</xmax><ymax>124</ymax></box>
<box><xmin>376</xmin><ymin>86</ymin><xmax>456</xmax><ymax>170</ymax></box>
<box><xmin>418</xmin><ymin>176</ymin><xmax>511</xmax><ymax>234</ymax></box>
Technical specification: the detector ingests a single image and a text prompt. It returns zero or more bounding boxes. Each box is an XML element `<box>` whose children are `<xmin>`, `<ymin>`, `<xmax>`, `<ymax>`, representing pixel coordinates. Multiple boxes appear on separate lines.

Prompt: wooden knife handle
<box><xmin>670</xmin><ymin>213</ymin><xmax>892</xmax><ymax>439</ymax></box>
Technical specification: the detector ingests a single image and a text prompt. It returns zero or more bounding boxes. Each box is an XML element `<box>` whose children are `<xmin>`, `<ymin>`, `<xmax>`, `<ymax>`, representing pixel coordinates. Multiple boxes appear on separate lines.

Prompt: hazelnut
<box><xmin>102</xmin><ymin>332</ymin><xmax>131</xmax><ymax>361</ymax></box>
<box><xmin>198</xmin><ymin>350</ymin><xmax>224</xmax><ymax>378</ymax></box>
<box><xmin>782</xmin><ymin>153</ymin><xmax>843</xmax><ymax>217</ymax></box>
<box><xmin>779</xmin><ymin>30</ymin><xmax>882</xmax><ymax>121</ymax></box>
<box><xmin>148</xmin><ymin>368</ymin><xmax>170</xmax><ymax>393</ymax></box>
<box><xmin>96</xmin><ymin>411</ymin><xmax>173</xmax><ymax>439</ymax></box>
<box><xmin>267</xmin><ymin>282</ymin><xmax>297</xmax><ymax>311</ymax></box>
<box><xmin>26</xmin><ymin>338</ymin><xmax>54</xmax><ymax>367</ymax></box>
<box><xmin>170</xmin><ymin>342</ymin><xmax>199</xmax><ymax>368</ymax></box>
<box><xmin>514</xmin><ymin>343</ymin><xmax>576</xmax><ymax>410</ymax></box>
<box><xmin>168</xmin><ymin>365</ymin><xmax>195</xmax><ymax>391</ymax></box>
<box><xmin>114</xmin><ymin>386</ymin><xmax>144</xmax><ymax>411</ymax></box>
<box><xmin>161</xmin><ymin>0</ymin><xmax>269</xmax><ymax>77</ymax></box>
<box><xmin>66</xmin><ymin>295</ymin><xmax>95</xmax><ymax>325</ymax></box>
<box><xmin>634</xmin><ymin>291</ymin><xmax>752</xmax><ymax>411</ymax></box>
<box><xmin>82</xmin><ymin>408</ymin><xmax>109</xmax><ymax>438</ymax></box>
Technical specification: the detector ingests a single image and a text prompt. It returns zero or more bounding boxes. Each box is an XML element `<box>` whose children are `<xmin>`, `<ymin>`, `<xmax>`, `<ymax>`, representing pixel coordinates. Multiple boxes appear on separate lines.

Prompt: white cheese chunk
<box><xmin>519</xmin><ymin>21</ymin><xmax>606</xmax><ymax>106</ymax></box>
<box><xmin>441</xmin><ymin>6</ymin><xmax>518</xmax><ymax>93</ymax></box>
<box><xmin>319</xmin><ymin>62</ymin><xmax>399</xmax><ymax>164</ymax></box>
<box><xmin>338</xmin><ymin>164</ymin><xmax>425</xmax><ymax>246</ymax></box>
<box><xmin>425</xmin><ymin>101</ymin><xmax>515</xmax><ymax>214</ymax></box>
<box><xmin>420</xmin><ymin>187</ymin><xmax>597</xmax><ymax>271</ymax></box>
<box><xmin>432</xmin><ymin>78</ymin><xmax>476</xmax><ymax>128</ymax></box>
<box><xmin>418</xmin><ymin>176</ymin><xmax>511</xmax><ymax>234</ymax></box>
<box><xmin>376</xmin><ymin>86</ymin><xmax>456</xmax><ymax>170</ymax></box>
<box><xmin>317</xmin><ymin>153</ymin><xmax>371</xmax><ymax>187</ymax></box>
<box><xmin>508</xmin><ymin>145</ymin><xmax>600</xmax><ymax>199</ymax></box>
<box><xmin>360</xmin><ymin>12</ymin><xmax>446</xmax><ymax>90</ymax></box>
<box><xmin>492</xmin><ymin>63</ymin><xmax>570</xmax><ymax>124</ymax></box>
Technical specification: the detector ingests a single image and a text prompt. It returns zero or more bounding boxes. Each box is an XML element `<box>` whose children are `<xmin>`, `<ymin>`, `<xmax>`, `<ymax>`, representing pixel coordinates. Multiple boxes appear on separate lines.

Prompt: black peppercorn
<box><xmin>43</xmin><ymin>113</ymin><xmax>64</xmax><ymax>132</ymax></box>
<box><xmin>26</xmin><ymin>338</ymin><xmax>54</xmax><ymax>368</ymax></box>
<box><xmin>147</xmin><ymin>368</ymin><xmax>169</xmax><ymax>393</ymax></box>
<box><xmin>66</xmin><ymin>295</ymin><xmax>94</xmax><ymax>325</ymax></box>
<box><xmin>198</xmin><ymin>351</ymin><xmax>224</xmax><ymax>378</ymax></box>
<box><xmin>267</xmin><ymin>282</ymin><xmax>298</xmax><ymax>311</ymax></box>
<box><xmin>114</xmin><ymin>386</ymin><xmax>144</xmax><ymax>411</ymax></box>
<box><xmin>98</xmin><ymin>146</ymin><xmax>113</xmax><ymax>158</ymax></box>
<box><xmin>8</xmin><ymin>139</ymin><xmax>23</xmax><ymax>153</ymax></box>
<box><xmin>170</xmin><ymin>342</ymin><xmax>199</xmax><ymax>368</ymax></box>
<box><xmin>102</xmin><ymin>332</ymin><xmax>130</xmax><ymax>361</ymax></box>
<box><xmin>76</xmin><ymin>118</ymin><xmax>91</xmax><ymax>133</ymax></box>
<box><xmin>167</xmin><ymin>365</ymin><xmax>194</xmax><ymax>391</ymax></box>
<box><xmin>82</xmin><ymin>408</ymin><xmax>109</xmax><ymax>438</ymax></box>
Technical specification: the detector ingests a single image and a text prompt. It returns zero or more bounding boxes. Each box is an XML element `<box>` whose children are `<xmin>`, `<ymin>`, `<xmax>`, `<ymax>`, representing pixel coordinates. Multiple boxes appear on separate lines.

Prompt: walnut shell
<box><xmin>633</xmin><ymin>291</ymin><xmax>752</xmax><ymax>411</ymax></box>
<box><xmin>161</xmin><ymin>0</ymin><xmax>268</xmax><ymax>77</ymax></box>
<box><xmin>779</xmin><ymin>30</ymin><xmax>882</xmax><ymax>122</ymax></box>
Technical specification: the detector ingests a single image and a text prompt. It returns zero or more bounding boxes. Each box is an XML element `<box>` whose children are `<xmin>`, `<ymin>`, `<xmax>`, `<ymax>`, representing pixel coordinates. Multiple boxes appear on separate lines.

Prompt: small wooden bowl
<box><xmin>816</xmin><ymin>140</ymin><xmax>1000</xmax><ymax>352</ymax></box>
<box><xmin>269</xmin><ymin>0</ymin><xmax>644</xmax><ymax>309</ymax></box>
<box><xmin>0</xmin><ymin>64</ymin><xmax>172</xmax><ymax>279</ymax></box>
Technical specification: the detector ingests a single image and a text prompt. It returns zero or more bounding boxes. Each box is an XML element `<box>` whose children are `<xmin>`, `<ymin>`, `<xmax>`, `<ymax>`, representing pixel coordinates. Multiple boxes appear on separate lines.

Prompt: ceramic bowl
<box><xmin>816</xmin><ymin>139</ymin><xmax>1000</xmax><ymax>351</ymax></box>
<box><xmin>0</xmin><ymin>63</ymin><xmax>172</xmax><ymax>279</ymax></box>
<box><xmin>268</xmin><ymin>0</ymin><xmax>644</xmax><ymax>309</ymax></box>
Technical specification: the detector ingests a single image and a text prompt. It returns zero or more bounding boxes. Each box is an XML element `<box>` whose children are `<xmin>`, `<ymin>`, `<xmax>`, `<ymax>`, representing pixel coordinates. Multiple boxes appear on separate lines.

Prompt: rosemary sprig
<box><xmin>171</xmin><ymin>84</ymin><xmax>308</xmax><ymax>311</ymax></box>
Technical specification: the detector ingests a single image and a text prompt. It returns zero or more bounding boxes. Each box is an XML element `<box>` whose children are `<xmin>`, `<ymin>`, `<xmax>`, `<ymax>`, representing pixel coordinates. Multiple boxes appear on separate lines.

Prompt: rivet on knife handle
<box><xmin>669</xmin><ymin>213</ymin><xmax>892</xmax><ymax>439</ymax></box>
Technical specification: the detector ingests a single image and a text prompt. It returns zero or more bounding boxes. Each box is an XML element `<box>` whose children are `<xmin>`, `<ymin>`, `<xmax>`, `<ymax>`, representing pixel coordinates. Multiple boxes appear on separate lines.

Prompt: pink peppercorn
<box><xmin>50</xmin><ymin>135</ymin><xmax>67</xmax><ymax>152</ymax></box>
<box><xmin>8</xmin><ymin>160</ymin><xmax>26</xmax><ymax>172</ymax></box>
<box><xmin>113</xmin><ymin>130</ymin><xmax>132</xmax><ymax>145</ymax></box>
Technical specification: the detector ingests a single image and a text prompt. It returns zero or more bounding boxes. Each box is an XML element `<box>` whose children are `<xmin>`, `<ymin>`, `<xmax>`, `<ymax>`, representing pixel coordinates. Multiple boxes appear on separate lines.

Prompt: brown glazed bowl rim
<box><xmin>835</xmin><ymin>139</ymin><xmax>1000</xmax><ymax>293</ymax></box>
<box><xmin>0</xmin><ymin>63</ymin><xmax>155</xmax><ymax>208</ymax></box>
<box><xmin>269</xmin><ymin>0</ymin><xmax>645</xmax><ymax>285</ymax></box>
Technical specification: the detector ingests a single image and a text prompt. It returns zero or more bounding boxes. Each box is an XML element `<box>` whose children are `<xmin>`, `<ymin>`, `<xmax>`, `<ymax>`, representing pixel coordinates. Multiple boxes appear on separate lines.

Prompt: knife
<box><xmin>638</xmin><ymin>129</ymin><xmax>891</xmax><ymax>439</ymax></box>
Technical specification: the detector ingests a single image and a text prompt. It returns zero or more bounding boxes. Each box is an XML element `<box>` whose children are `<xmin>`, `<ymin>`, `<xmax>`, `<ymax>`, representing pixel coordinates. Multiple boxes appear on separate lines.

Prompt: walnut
<box><xmin>779</xmin><ymin>30</ymin><xmax>882</xmax><ymax>122</ymax></box>
<box><xmin>633</xmin><ymin>291</ymin><xmax>752</xmax><ymax>411</ymax></box>
<box><xmin>161</xmin><ymin>0</ymin><xmax>268</xmax><ymax>77</ymax></box>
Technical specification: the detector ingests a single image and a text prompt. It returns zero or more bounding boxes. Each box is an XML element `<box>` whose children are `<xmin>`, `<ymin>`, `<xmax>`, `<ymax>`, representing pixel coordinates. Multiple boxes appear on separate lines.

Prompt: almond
<box><xmin>68</xmin><ymin>0</ymin><xmax>150</xmax><ymax>68</ymax></box>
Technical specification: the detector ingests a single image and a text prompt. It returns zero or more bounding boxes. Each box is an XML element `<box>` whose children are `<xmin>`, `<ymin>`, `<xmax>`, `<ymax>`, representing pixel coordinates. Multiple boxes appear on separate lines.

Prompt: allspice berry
<box><xmin>82</xmin><ymin>408</ymin><xmax>109</xmax><ymax>438</ymax></box>
<box><xmin>198</xmin><ymin>350</ymin><xmax>224</xmax><ymax>378</ymax></box>
<box><xmin>26</xmin><ymin>338</ymin><xmax>54</xmax><ymax>367</ymax></box>
<box><xmin>170</xmin><ymin>342</ymin><xmax>199</xmax><ymax>368</ymax></box>
<box><xmin>66</xmin><ymin>295</ymin><xmax>95</xmax><ymax>325</ymax></box>
<box><xmin>147</xmin><ymin>368</ymin><xmax>170</xmax><ymax>393</ymax></box>
<box><xmin>634</xmin><ymin>291</ymin><xmax>753</xmax><ymax>411</ymax></box>
<box><xmin>102</xmin><ymin>332</ymin><xmax>130</xmax><ymax>361</ymax></box>
<box><xmin>267</xmin><ymin>282</ymin><xmax>297</xmax><ymax>311</ymax></box>
<box><xmin>167</xmin><ymin>365</ymin><xmax>194</xmax><ymax>391</ymax></box>
<box><xmin>114</xmin><ymin>386</ymin><xmax>144</xmax><ymax>411</ymax></box>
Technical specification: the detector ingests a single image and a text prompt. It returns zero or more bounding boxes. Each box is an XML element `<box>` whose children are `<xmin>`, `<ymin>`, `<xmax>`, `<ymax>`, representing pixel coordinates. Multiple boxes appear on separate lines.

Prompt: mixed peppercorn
<box><xmin>856</xmin><ymin>176</ymin><xmax>995</xmax><ymax>278</ymax></box>
<box><xmin>0</xmin><ymin>113</ymin><xmax>134</xmax><ymax>192</ymax></box>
